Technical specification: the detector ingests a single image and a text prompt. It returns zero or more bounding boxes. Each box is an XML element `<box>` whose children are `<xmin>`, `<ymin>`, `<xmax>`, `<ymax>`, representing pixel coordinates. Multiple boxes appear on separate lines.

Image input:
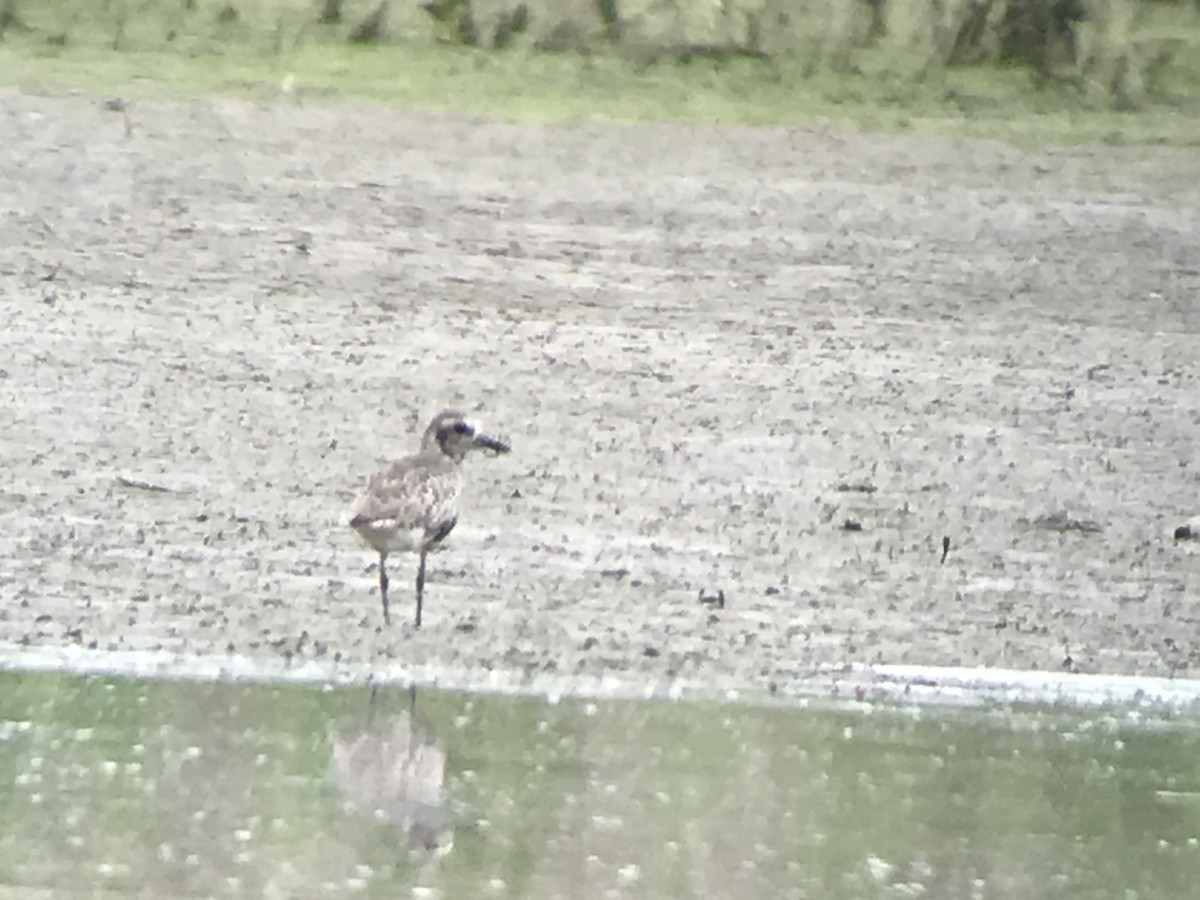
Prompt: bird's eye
<box><xmin>453</xmin><ymin>421</ymin><xmax>471</xmax><ymax>435</ymax></box>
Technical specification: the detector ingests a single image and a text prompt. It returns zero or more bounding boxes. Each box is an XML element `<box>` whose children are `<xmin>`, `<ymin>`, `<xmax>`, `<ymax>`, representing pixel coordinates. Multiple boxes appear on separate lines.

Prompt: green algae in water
<box><xmin>2</xmin><ymin>670</ymin><xmax>1200</xmax><ymax>898</ymax></box>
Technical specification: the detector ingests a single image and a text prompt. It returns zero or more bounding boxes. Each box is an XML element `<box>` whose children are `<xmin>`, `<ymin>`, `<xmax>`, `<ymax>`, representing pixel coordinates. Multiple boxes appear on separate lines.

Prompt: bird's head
<box><xmin>425</xmin><ymin>409</ymin><xmax>511</xmax><ymax>463</ymax></box>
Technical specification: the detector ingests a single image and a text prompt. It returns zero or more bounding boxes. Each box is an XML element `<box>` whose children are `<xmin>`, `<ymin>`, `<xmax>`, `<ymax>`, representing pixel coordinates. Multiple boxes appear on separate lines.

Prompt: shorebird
<box><xmin>1175</xmin><ymin>517</ymin><xmax>1200</xmax><ymax>541</ymax></box>
<box><xmin>349</xmin><ymin>409</ymin><xmax>510</xmax><ymax>627</ymax></box>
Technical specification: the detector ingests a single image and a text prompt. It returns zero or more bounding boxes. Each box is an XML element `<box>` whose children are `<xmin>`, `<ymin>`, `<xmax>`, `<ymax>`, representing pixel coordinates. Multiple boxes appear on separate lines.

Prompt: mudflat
<box><xmin>2</xmin><ymin>90</ymin><xmax>1198</xmax><ymax>697</ymax></box>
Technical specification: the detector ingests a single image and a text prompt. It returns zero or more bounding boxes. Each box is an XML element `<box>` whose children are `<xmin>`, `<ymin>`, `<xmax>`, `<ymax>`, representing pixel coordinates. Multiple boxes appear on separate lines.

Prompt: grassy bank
<box><xmin>1</xmin><ymin>0</ymin><xmax>1199</xmax><ymax>145</ymax></box>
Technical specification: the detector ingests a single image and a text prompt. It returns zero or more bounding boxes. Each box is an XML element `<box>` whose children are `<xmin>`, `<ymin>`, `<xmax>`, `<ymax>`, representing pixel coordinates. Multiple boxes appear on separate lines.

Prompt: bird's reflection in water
<box><xmin>332</xmin><ymin>692</ymin><xmax>454</xmax><ymax>857</ymax></box>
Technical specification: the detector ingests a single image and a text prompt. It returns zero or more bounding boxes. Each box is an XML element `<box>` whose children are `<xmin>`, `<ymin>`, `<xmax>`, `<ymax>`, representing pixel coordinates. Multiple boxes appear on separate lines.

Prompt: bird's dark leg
<box><xmin>415</xmin><ymin>548</ymin><xmax>428</xmax><ymax>628</ymax></box>
<box><xmin>379</xmin><ymin>552</ymin><xmax>390</xmax><ymax>624</ymax></box>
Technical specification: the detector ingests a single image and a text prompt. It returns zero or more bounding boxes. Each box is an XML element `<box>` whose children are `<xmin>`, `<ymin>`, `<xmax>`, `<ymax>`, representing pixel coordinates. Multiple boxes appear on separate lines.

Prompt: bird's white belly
<box><xmin>353</xmin><ymin>522</ymin><xmax>430</xmax><ymax>555</ymax></box>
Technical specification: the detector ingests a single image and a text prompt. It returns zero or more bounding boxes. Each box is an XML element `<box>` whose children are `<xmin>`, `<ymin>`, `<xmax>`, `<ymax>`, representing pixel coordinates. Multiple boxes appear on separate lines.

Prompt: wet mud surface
<box><xmin>2</xmin><ymin>90</ymin><xmax>1199</xmax><ymax>697</ymax></box>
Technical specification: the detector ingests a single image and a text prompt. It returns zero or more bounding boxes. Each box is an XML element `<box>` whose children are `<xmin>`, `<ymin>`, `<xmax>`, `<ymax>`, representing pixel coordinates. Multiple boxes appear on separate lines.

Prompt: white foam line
<box><xmin>864</xmin><ymin>664</ymin><xmax>1200</xmax><ymax>713</ymax></box>
<box><xmin>2</xmin><ymin>645</ymin><xmax>1200</xmax><ymax>715</ymax></box>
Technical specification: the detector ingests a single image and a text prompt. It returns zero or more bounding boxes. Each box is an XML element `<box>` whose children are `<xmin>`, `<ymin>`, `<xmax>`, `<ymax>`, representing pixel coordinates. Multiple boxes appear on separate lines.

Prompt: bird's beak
<box><xmin>473</xmin><ymin>432</ymin><xmax>510</xmax><ymax>456</ymax></box>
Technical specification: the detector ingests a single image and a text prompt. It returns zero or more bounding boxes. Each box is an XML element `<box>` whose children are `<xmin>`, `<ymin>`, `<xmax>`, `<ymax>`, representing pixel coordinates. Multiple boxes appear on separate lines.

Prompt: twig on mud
<box><xmin>835</xmin><ymin>481</ymin><xmax>878</xmax><ymax>494</ymax></box>
<box><xmin>116</xmin><ymin>476</ymin><xmax>180</xmax><ymax>494</ymax></box>
<box><xmin>31</xmin><ymin>215</ymin><xmax>69</xmax><ymax>249</ymax></box>
<box><xmin>1026</xmin><ymin>512</ymin><xmax>1103</xmax><ymax>534</ymax></box>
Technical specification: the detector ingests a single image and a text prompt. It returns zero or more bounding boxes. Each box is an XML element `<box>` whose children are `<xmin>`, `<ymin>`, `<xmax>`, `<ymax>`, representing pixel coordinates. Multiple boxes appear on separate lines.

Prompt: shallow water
<box><xmin>2</xmin><ymin>671</ymin><xmax>1200</xmax><ymax>899</ymax></box>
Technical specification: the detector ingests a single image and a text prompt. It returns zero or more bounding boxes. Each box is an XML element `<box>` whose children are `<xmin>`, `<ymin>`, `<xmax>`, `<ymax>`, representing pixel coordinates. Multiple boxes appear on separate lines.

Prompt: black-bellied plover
<box><xmin>349</xmin><ymin>409</ymin><xmax>510</xmax><ymax>626</ymax></box>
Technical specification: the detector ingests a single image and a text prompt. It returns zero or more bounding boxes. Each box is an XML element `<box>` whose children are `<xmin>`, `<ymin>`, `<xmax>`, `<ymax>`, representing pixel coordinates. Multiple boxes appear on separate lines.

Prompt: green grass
<box><xmin>1</xmin><ymin>0</ymin><xmax>1199</xmax><ymax>147</ymax></box>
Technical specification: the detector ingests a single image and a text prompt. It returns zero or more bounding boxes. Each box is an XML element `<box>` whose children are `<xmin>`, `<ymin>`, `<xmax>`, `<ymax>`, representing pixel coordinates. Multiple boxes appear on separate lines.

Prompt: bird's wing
<box><xmin>349</xmin><ymin>457</ymin><xmax>461</xmax><ymax>536</ymax></box>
